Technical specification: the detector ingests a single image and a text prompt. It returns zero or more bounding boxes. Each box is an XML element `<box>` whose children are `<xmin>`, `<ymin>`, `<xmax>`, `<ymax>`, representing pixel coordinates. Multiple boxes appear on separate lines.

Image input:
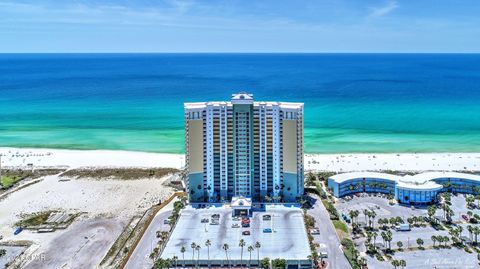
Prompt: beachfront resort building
<box><xmin>184</xmin><ymin>92</ymin><xmax>304</xmax><ymax>202</ymax></box>
<box><xmin>328</xmin><ymin>171</ymin><xmax>480</xmax><ymax>204</ymax></box>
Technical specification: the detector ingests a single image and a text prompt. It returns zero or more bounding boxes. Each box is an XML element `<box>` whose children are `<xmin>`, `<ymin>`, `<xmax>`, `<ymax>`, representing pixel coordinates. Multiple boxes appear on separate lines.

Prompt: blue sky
<box><xmin>1</xmin><ymin>0</ymin><xmax>479</xmax><ymax>52</ymax></box>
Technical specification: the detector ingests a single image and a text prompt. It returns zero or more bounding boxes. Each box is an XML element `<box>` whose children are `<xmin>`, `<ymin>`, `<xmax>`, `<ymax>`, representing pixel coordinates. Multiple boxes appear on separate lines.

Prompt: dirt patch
<box><xmin>23</xmin><ymin>218</ymin><xmax>125</xmax><ymax>269</ymax></box>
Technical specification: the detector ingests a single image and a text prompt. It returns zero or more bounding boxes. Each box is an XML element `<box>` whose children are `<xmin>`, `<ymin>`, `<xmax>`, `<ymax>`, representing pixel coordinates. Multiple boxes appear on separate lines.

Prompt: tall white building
<box><xmin>185</xmin><ymin>92</ymin><xmax>304</xmax><ymax>202</ymax></box>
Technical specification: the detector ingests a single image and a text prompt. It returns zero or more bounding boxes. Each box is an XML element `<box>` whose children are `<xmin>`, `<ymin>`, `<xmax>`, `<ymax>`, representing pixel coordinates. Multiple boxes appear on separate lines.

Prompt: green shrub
<box><xmin>272</xmin><ymin>258</ymin><xmax>287</xmax><ymax>269</ymax></box>
<box><xmin>322</xmin><ymin>200</ymin><xmax>339</xmax><ymax>220</ymax></box>
<box><xmin>341</xmin><ymin>238</ymin><xmax>361</xmax><ymax>269</ymax></box>
<box><xmin>261</xmin><ymin>258</ymin><xmax>270</xmax><ymax>269</ymax></box>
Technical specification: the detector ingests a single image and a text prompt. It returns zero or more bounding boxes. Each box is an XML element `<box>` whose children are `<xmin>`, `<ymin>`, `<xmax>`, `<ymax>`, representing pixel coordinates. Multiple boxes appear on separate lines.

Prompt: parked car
<box><xmin>262</xmin><ymin>215</ymin><xmax>271</xmax><ymax>221</ymax></box>
<box><xmin>242</xmin><ymin>231</ymin><xmax>251</xmax><ymax>236</ymax></box>
<box><xmin>163</xmin><ymin>219</ymin><xmax>170</xmax><ymax>224</ymax></box>
<box><xmin>263</xmin><ymin>228</ymin><xmax>272</xmax><ymax>233</ymax></box>
<box><xmin>462</xmin><ymin>214</ymin><xmax>470</xmax><ymax>221</ymax></box>
<box><xmin>395</xmin><ymin>224</ymin><xmax>411</xmax><ymax>231</ymax></box>
<box><xmin>232</xmin><ymin>216</ymin><xmax>240</xmax><ymax>221</ymax></box>
<box><xmin>341</xmin><ymin>214</ymin><xmax>351</xmax><ymax>223</ymax></box>
<box><xmin>201</xmin><ymin>218</ymin><xmax>209</xmax><ymax>223</ymax></box>
<box><xmin>14</xmin><ymin>227</ymin><xmax>23</xmax><ymax>235</ymax></box>
<box><xmin>318</xmin><ymin>251</ymin><xmax>328</xmax><ymax>258</ymax></box>
<box><xmin>309</xmin><ymin>228</ymin><xmax>320</xmax><ymax>235</ymax></box>
<box><xmin>211</xmin><ymin>214</ymin><xmax>220</xmax><ymax>219</ymax></box>
<box><xmin>242</xmin><ymin>223</ymin><xmax>250</xmax><ymax>228</ymax></box>
<box><xmin>210</xmin><ymin>220</ymin><xmax>219</xmax><ymax>225</ymax></box>
<box><xmin>232</xmin><ymin>223</ymin><xmax>240</xmax><ymax>228</ymax></box>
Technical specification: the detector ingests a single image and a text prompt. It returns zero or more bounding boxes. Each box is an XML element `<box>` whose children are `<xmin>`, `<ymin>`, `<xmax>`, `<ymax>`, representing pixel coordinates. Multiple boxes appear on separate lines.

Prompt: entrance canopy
<box><xmin>231</xmin><ymin>196</ymin><xmax>252</xmax><ymax>216</ymax></box>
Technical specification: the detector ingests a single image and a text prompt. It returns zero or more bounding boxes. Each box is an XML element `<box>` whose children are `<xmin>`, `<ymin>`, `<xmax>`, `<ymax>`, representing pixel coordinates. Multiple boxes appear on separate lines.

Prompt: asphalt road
<box><xmin>307</xmin><ymin>196</ymin><xmax>351</xmax><ymax>269</ymax></box>
<box><xmin>124</xmin><ymin>210</ymin><xmax>172</xmax><ymax>269</ymax></box>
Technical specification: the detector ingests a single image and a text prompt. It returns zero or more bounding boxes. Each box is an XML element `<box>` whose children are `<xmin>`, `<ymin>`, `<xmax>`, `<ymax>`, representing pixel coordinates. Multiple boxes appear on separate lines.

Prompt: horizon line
<box><xmin>1</xmin><ymin>52</ymin><xmax>480</xmax><ymax>55</ymax></box>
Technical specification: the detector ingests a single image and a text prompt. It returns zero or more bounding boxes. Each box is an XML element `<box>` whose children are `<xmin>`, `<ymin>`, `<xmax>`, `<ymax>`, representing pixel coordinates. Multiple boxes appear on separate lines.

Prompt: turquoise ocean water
<box><xmin>1</xmin><ymin>53</ymin><xmax>480</xmax><ymax>154</ymax></box>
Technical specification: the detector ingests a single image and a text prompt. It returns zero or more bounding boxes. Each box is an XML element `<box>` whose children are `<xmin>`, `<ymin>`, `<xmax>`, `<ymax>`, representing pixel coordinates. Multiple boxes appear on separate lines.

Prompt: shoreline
<box><xmin>1</xmin><ymin>147</ymin><xmax>480</xmax><ymax>172</ymax></box>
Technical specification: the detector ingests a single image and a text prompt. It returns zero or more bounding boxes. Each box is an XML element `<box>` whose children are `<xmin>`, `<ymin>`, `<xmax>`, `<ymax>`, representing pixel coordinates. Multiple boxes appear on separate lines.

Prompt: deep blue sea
<box><xmin>1</xmin><ymin>53</ymin><xmax>480</xmax><ymax>154</ymax></box>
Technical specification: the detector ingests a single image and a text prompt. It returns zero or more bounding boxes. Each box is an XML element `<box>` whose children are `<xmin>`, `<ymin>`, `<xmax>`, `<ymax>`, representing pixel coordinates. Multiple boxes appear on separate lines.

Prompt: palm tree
<box><xmin>363</xmin><ymin>209</ymin><xmax>369</xmax><ymax>224</ymax></box>
<box><xmin>386</xmin><ymin>230</ymin><xmax>393</xmax><ymax>249</ymax></box>
<box><xmin>474</xmin><ymin>227</ymin><xmax>480</xmax><ymax>245</ymax></box>
<box><xmin>466</xmin><ymin>195</ymin><xmax>475</xmax><ymax>207</ymax></box>
<box><xmin>172</xmin><ymin>256</ymin><xmax>178</xmax><ymax>269</ymax></box>
<box><xmin>443</xmin><ymin>236</ymin><xmax>450</xmax><ymax>247</ymax></box>
<box><xmin>180</xmin><ymin>246</ymin><xmax>186</xmax><ymax>268</ymax></box>
<box><xmin>370</xmin><ymin>209</ymin><xmax>377</xmax><ymax>229</ymax></box>
<box><xmin>437</xmin><ymin>236</ymin><xmax>444</xmax><ymax>247</ymax></box>
<box><xmin>399</xmin><ymin>259</ymin><xmax>406</xmax><ymax>269</ymax></box>
<box><xmin>468</xmin><ymin>225</ymin><xmax>474</xmax><ymax>241</ymax></box>
<box><xmin>416</xmin><ymin>238</ymin><xmax>424</xmax><ymax>249</ymax></box>
<box><xmin>191</xmin><ymin>242</ymin><xmax>197</xmax><ymax>266</ymax></box>
<box><xmin>239</xmin><ymin>239</ymin><xmax>246</xmax><ymax>268</ymax></box>
<box><xmin>195</xmin><ymin>245</ymin><xmax>201</xmax><ymax>268</ymax></box>
<box><xmin>427</xmin><ymin>205</ymin><xmax>436</xmax><ymax>221</ymax></box>
<box><xmin>391</xmin><ymin>259</ymin><xmax>400</xmax><ymax>269</ymax></box>
<box><xmin>205</xmin><ymin>240</ymin><xmax>211</xmax><ymax>267</ymax></box>
<box><xmin>441</xmin><ymin>203</ymin><xmax>448</xmax><ymax>220</ymax></box>
<box><xmin>255</xmin><ymin>241</ymin><xmax>261</xmax><ymax>266</ymax></box>
<box><xmin>349</xmin><ymin>210</ymin><xmax>359</xmax><ymax>225</ymax></box>
<box><xmin>223</xmin><ymin>243</ymin><xmax>230</xmax><ymax>268</ymax></box>
<box><xmin>381</xmin><ymin>231</ymin><xmax>387</xmax><ymax>247</ymax></box>
<box><xmin>247</xmin><ymin>246</ymin><xmax>254</xmax><ymax>268</ymax></box>
<box><xmin>431</xmin><ymin>235</ymin><xmax>437</xmax><ymax>247</ymax></box>
<box><xmin>358</xmin><ymin>257</ymin><xmax>367</xmax><ymax>267</ymax></box>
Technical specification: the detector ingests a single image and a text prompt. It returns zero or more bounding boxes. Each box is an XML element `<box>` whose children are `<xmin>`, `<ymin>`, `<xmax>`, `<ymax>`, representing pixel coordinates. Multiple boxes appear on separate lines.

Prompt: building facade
<box><xmin>185</xmin><ymin>92</ymin><xmax>304</xmax><ymax>202</ymax></box>
<box><xmin>328</xmin><ymin>171</ymin><xmax>480</xmax><ymax>204</ymax></box>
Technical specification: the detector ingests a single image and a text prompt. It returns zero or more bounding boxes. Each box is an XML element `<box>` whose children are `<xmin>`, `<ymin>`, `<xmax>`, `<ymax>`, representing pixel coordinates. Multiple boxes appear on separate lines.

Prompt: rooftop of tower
<box><xmin>184</xmin><ymin>92</ymin><xmax>303</xmax><ymax>110</ymax></box>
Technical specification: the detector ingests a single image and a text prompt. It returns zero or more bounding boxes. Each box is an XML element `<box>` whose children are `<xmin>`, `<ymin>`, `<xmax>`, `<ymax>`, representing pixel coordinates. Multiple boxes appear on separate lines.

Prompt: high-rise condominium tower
<box><xmin>184</xmin><ymin>92</ymin><xmax>304</xmax><ymax>202</ymax></box>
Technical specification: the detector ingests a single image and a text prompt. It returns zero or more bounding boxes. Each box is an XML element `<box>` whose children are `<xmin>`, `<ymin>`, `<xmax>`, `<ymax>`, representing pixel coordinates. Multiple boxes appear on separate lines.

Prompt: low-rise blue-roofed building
<box><xmin>328</xmin><ymin>171</ymin><xmax>480</xmax><ymax>204</ymax></box>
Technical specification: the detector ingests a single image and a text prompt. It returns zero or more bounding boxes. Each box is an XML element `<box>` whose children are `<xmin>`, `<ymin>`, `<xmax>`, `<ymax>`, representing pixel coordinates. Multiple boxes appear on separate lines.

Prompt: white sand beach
<box><xmin>1</xmin><ymin>147</ymin><xmax>480</xmax><ymax>172</ymax></box>
<box><xmin>0</xmin><ymin>147</ymin><xmax>184</xmax><ymax>169</ymax></box>
<box><xmin>306</xmin><ymin>153</ymin><xmax>480</xmax><ymax>172</ymax></box>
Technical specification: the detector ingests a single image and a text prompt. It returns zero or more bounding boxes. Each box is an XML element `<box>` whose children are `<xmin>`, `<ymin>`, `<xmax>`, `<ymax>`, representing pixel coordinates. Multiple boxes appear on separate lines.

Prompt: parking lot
<box><xmin>0</xmin><ymin>245</ymin><xmax>26</xmax><ymax>268</ymax></box>
<box><xmin>335</xmin><ymin>195</ymin><xmax>430</xmax><ymax>224</ymax></box>
<box><xmin>334</xmin><ymin>193</ymin><xmax>480</xmax><ymax>268</ymax></box>
<box><xmin>160</xmin><ymin>204</ymin><xmax>311</xmax><ymax>267</ymax></box>
<box><xmin>366</xmin><ymin>247</ymin><xmax>480</xmax><ymax>269</ymax></box>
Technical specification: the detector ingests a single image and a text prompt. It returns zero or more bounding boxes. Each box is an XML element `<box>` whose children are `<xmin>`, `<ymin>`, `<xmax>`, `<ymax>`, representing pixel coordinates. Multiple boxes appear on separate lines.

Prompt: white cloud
<box><xmin>369</xmin><ymin>0</ymin><xmax>398</xmax><ymax>18</ymax></box>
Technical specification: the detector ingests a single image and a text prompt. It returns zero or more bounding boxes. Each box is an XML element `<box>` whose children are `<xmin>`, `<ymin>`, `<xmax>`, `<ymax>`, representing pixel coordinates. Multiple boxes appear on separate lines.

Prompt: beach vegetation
<box><xmin>16</xmin><ymin>211</ymin><xmax>53</xmax><ymax>227</ymax></box>
<box><xmin>0</xmin><ymin>168</ymin><xmax>65</xmax><ymax>190</ymax></box>
<box><xmin>0</xmin><ymin>175</ymin><xmax>18</xmax><ymax>188</ymax></box>
<box><xmin>60</xmin><ymin>168</ymin><xmax>179</xmax><ymax>180</ymax></box>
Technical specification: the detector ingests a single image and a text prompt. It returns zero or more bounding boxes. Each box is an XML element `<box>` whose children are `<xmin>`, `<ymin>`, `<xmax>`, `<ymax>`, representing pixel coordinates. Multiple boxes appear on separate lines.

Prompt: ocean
<box><xmin>1</xmin><ymin>53</ymin><xmax>480</xmax><ymax>154</ymax></box>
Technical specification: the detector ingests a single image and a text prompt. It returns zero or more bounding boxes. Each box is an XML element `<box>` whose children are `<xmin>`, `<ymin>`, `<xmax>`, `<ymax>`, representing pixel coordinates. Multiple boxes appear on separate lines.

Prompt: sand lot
<box><xmin>0</xmin><ymin>173</ymin><xmax>174</xmax><ymax>269</ymax></box>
